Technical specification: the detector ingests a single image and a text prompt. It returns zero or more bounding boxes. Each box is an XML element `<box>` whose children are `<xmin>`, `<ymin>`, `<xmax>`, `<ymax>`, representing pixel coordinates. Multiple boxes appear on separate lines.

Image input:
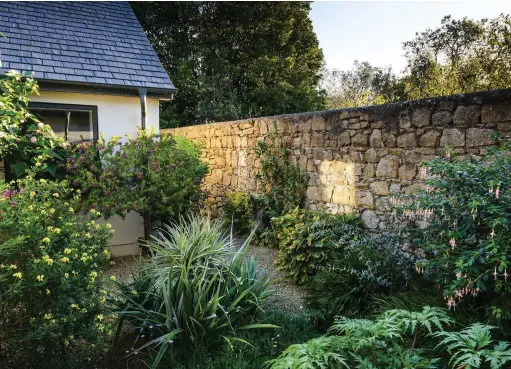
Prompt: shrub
<box><xmin>267</xmin><ymin>307</ymin><xmax>511</xmax><ymax>369</ymax></box>
<box><xmin>253</xmin><ymin>122</ymin><xmax>309</xmax><ymax>224</ymax></box>
<box><xmin>161</xmin><ymin>311</ymin><xmax>321</xmax><ymax>369</ymax></box>
<box><xmin>306</xmin><ymin>232</ymin><xmax>416</xmax><ymax>319</ymax></box>
<box><xmin>395</xmin><ymin>143</ymin><xmax>511</xmax><ymax>327</ymax></box>
<box><xmin>66</xmin><ymin>129</ymin><xmax>208</xmax><ymax>240</ymax></box>
<box><xmin>0</xmin><ymin>175</ymin><xmax>114</xmax><ymax>367</ymax></box>
<box><xmin>221</xmin><ymin>191</ymin><xmax>253</xmax><ymax>235</ymax></box>
<box><xmin>0</xmin><ymin>71</ymin><xmax>68</xmax><ymax>180</ymax></box>
<box><xmin>264</xmin><ymin>208</ymin><xmax>363</xmax><ymax>284</ymax></box>
<box><xmin>115</xmin><ymin>217</ymin><xmax>275</xmax><ymax>368</ymax></box>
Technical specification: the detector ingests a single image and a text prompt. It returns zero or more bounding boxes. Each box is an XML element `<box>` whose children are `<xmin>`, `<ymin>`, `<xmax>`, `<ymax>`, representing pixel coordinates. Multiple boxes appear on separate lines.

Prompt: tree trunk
<box><xmin>142</xmin><ymin>211</ymin><xmax>151</xmax><ymax>241</ymax></box>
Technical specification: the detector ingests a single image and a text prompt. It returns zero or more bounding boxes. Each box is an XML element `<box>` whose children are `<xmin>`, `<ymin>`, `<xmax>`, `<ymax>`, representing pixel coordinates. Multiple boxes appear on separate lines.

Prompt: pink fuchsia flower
<box><xmin>449</xmin><ymin>238</ymin><xmax>456</xmax><ymax>250</ymax></box>
<box><xmin>30</xmin><ymin>137</ymin><xmax>37</xmax><ymax>143</ymax></box>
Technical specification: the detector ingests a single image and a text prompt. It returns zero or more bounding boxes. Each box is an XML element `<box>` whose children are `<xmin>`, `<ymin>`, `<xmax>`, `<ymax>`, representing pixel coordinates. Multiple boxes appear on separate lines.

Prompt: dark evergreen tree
<box><xmin>131</xmin><ymin>1</ymin><xmax>326</xmax><ymax>127</ymax></box>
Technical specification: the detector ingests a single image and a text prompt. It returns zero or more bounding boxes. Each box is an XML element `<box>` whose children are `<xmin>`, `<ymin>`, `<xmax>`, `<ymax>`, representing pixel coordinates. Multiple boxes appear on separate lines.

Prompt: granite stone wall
<box><xmin>163</xmin><ymin>89</ymin><xmax>511</xmax><ymax>229</ymax></box>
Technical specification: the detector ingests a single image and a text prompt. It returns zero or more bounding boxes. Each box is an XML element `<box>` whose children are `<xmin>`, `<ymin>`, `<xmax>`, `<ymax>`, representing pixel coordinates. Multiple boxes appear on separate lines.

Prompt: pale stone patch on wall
<box><xmin>165</xmin><ymin>89</ymin><xmax>511</xmax><ymax>227</ymax></box>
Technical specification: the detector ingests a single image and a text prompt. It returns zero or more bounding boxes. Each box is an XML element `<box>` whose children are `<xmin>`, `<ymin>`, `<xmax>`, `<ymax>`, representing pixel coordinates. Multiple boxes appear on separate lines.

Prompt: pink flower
<box><xmin>449</xmin><ymin>238</ymin><xmax>456</xmax><ymax>250</ymax></box>
<box><xmin>30</xmin><ymin>137</ymin><xmax>37</xmax><ymax>143</ymax></box>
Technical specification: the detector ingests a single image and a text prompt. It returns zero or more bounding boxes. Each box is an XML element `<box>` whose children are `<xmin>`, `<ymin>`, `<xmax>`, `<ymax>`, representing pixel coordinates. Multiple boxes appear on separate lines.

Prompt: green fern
<box><xmin>265</xmin><ymin>336</ymin><xmax>349</xmax><ymax>369</ymax></box>
<box><xmin>435</xmin><ymin>323</ymin><xmax>511</xmax><ymax>369</ymax></box>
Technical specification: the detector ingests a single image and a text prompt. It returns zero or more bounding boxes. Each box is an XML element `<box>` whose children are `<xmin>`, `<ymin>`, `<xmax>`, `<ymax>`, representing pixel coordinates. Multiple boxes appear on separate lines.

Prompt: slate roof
<box><xmin>0</xmin><ymin>1</ymin><xmax>175</xmax><ymax>95</ymax></box>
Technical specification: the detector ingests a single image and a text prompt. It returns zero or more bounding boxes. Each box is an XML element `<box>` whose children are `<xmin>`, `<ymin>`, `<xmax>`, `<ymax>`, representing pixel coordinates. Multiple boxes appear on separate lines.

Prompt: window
<box><xmin>28</xmin><ymin>103</ymin><xmax>98</xmax><ymax>143</ymax></box>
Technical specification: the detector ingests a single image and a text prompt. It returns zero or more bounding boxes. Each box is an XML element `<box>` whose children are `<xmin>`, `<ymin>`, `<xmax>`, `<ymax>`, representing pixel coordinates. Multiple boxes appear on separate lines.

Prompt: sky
<box><xmin>310</xmin><ymin>1</ymin><xmax>511</xmax><ymax>73</ymax></box>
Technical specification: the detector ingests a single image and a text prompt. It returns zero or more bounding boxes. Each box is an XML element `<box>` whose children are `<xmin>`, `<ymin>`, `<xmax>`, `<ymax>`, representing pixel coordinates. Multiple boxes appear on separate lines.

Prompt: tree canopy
<box><xmin>131</xmin><ymin>1</ymin><xmax>326</xmax><ymax>127</ymax></box>
<box><xmin>322</xmin><ymin>14</ymin><xmax>511</xmax><ymax>109</ymax></box>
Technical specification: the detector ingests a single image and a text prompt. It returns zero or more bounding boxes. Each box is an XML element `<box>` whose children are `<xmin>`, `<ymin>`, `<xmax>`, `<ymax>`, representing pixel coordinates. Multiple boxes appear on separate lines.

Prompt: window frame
<box><xmin>28</xmin><ymin>102</ymin><xmax>99</xmax><ymax>142</ymax></box>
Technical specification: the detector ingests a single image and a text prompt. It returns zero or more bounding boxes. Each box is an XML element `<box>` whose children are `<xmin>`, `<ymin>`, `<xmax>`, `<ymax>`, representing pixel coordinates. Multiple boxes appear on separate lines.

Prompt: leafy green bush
<box><xmin>66</xmin><ymin>129</ymin><xmax>208</xmax><ymax>240</ymax></box>
<box><xmin>306</xmin><ymin>232</ymin><xmax>416</xmax><ymax>319</ymax></box>
<box><xmin>263</xmin><ymin>208</ymin><xmax>363</xmax><ymax>284</ymax></box>
<box><xmin>0</xmin><ymin>71</ymin><xmax>68</xmax><ymax>180</ymax></box>
<box><xmin>0</xmin><ymin>175</ymin><xmax>114</xmax><ymax>367</ymax></box>
<box><xmin>396</xmin><ymin>143</ymin><xmax>511</xmax><ymax>326</ymax></box>
<box><xmin>267</xmin><ymin>306</ymin><xmax>511</xmax><ymax>369</ymax></box>
<box><xmin>253</xmin><ymin>122</ymin><xmax>309</xmax><ymax>223</ymax></box>
<box><xmin>115</xmin><ymin>217</ymin><xmax>275</xmax><ymax>368</ymax></box>
<box><xmin>221</xmin><ymin>191</ymin><xmax>253</xmax><ymax>235</ymax></box>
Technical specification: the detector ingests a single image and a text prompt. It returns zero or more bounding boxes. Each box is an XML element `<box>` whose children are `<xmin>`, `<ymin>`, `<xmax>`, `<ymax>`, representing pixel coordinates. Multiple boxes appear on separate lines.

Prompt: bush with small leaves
<box><xmin>394</xmin><ymin>143</ymin><xmax>511</xmax><ymax>328</ymax></box>
<box><xmin>0</xmin><ymin>175</ymin><xmax>114</xmax><ymax>368</ymax></box>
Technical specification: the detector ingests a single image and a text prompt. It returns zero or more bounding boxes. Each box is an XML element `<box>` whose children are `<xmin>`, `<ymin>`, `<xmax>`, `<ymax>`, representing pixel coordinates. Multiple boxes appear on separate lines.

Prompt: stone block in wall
<box><xmin>411</xmin><ymin>107</ymin><xmax>431</xmax><ymax>127</ymax></box>
<box><xmin>376</xmin><ymin>155</ymin><xmax>399</xmax><ymax>178</ymax></box>
<box><xmin>482</xmin><ymin>102</ymin><xmax>511</xmax><ymax>123</ymax></box>
<box><xmin>397</xmin><ymin>132</ymin><xmax>417</xmax><ymax>148</ymax></box>
<box><xmin>398</xmin><ymin>164</ymin><xmax>417</xmax><ymax>180</ymax></box>
<box><xmin>370</xmin><ymin>129</ymin><xmax>383</xmax><ymax>147</ymax></box>
<box><xmin>453</xmin><ymin>105</ymin><xmax>481</xmax><ymax>126</ymax></box>
<box><xmin>365</xmin><ymin>148</ymin><xmax>379</xmax><ymax>163</ymax></box>
<box><xmin>439</xmin><ymin>128</ymin><xmax>465</xmax><ymax>148</ymax></box>
<box><xmin>419</xmin><ymin>130</ymin><xmax>441</xmax><ymax>147</ymax></box>
<box><xmin>332</xmin><ymin>186</ymin><xmax>352</xmax><ymax>205</ymax></box>
<box><xmin>311</xmin><ymin>132</ymin><xmax>325</xmax><ymax>147</ymax></box>
<box><xmin>306</xmin><ymin>186</ymin><xmax>322</xmax><ymax>202</ymax></box>
<box><xmin>338</xmin><ymin>131</ymin><xmax>351</xmax><ymax>146</ymax></box>
<box><xmin>383</xmin><ymin>132</ymin><xmax>397</xmax><ymax>146</ymax></box>
<box><xmin>361</xmin><ymin>209</ymin><xmax>379</xmax><ymax>229</ymax></box>
<box><xmin>363</xmin><ymin>164</ymin><xmax>375</xmax><ymax>178</ymax></box>
<box><xmin>352</xmin><ymin>132</ymin><xmax>369</xmax><ymax>147</ymax></box>
<box><xmin>466</xmin><ymin>128</ymin><xmax>496</xmax><ymax>147</ymax></box>
<box><xmin>432</xmin><ymin>110</ymin><xmax>452</xmax><ymax>126</ymax></box>
<box><xmin>369</xmin><ymin>181</ymin><xmax>389</xmax><ymax>195</ymax></box>
<box><xmin>399</xmin><ymin>109</ymin><xmax>411</xmax><ymax>129</ymax></box>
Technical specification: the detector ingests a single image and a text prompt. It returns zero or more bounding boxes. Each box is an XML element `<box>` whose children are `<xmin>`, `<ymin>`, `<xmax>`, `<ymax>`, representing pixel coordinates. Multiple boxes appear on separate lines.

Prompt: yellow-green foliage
<box><xmin>0</xmin><ymin>175</ymin><xmax>114</xmax><ymax>367</ymax></box>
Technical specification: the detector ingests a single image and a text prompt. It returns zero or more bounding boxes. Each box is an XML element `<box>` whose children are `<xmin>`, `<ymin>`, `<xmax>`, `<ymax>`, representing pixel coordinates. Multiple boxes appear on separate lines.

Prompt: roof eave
<box><xmin>37</xmin><ymin>78</ymin><xmax>177</xmax><ymax>100</ymax></box>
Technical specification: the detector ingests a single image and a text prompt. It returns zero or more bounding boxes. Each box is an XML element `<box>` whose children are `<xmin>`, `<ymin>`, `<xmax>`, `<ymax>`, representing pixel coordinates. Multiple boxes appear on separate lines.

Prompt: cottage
<box><xmin>0</xmin><ymin>1</ymin><xmax>176</xmax><ymax>255</ymax></box>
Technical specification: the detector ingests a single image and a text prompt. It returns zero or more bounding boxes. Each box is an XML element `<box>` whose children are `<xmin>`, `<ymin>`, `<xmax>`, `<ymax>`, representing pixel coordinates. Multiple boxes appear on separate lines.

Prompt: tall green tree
<box><xmin>402</xmin><ymin>14</ymin><xmax>511</xmax><ymax>99</ymax></box>
<box><xmin>131</xmin><ymin>2</ymin><xmax>326</xmax><ymax>127</ymax></box>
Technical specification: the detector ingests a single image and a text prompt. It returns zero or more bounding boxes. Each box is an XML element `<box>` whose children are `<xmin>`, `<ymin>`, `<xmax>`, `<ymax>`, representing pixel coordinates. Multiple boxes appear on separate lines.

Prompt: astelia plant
<box><xmin>393</xmin><ymin>143</ymin><xmax>511</xmax><ymax>327</ymax></box>
<box><xmin>66</xmin><ymin>128</ymin><xmax>208</xmax><ymax>240</ymax></box>
<box><xmin>0</xmin><ymin>70</ymin><xmax>68</xmax><ymax>179</ymax></box>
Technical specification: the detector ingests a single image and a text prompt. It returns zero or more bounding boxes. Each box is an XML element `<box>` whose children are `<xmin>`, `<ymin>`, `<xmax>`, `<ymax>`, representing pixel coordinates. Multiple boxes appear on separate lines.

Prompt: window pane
<box><xmin>30</xmin><ymin>109</ymin><xmax>93</xmax><ymax>143</ymax></box>
<box><xmin>67</xmin><ymin>111</ymin><xmax>93</xmax><ymax>143</ymax></box>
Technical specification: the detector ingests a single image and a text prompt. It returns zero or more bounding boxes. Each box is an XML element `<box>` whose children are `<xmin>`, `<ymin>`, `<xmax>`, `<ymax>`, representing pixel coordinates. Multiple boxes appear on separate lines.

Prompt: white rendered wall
<box><xmin>30</xmin><ymin>90</ymin><xmax>161</xmax><ymax>256</ymax></box>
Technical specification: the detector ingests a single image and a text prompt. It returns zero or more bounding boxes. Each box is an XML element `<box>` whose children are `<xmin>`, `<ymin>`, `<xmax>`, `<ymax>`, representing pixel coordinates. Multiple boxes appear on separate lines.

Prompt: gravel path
<box><xmin>244</xmin><ymin>244</ymin><xmax>308</xmax><ymax>316</ymax></box>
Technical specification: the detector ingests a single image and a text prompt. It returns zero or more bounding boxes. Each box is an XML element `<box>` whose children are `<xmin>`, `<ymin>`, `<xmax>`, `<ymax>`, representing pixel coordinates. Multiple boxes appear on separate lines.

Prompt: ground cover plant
<box><xmin>66</xmin><ymin>129</ymin><xmax>208</xmax><ymax>240</ymax></box>
<box><xmin>267</xmin><ymin>306</ymin><xmax>511</xmax><ymax>369</ymax></box>
<box><xmin>0</xmin><ymin>174</ymin><xmax>114</xmax><ymax>368</ymax></box>
<box><xmin>114</xmin><ymin>217</ymin><xmax>275</xmax><ymax>368</ymax></box>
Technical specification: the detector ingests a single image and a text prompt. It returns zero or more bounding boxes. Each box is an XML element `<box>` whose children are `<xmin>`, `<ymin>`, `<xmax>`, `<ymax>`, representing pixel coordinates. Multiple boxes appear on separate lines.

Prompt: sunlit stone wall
<box><xmin>163</xmin><ymin>89</ymin><xmax>511</xmax><ymax>229</ymax></box>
